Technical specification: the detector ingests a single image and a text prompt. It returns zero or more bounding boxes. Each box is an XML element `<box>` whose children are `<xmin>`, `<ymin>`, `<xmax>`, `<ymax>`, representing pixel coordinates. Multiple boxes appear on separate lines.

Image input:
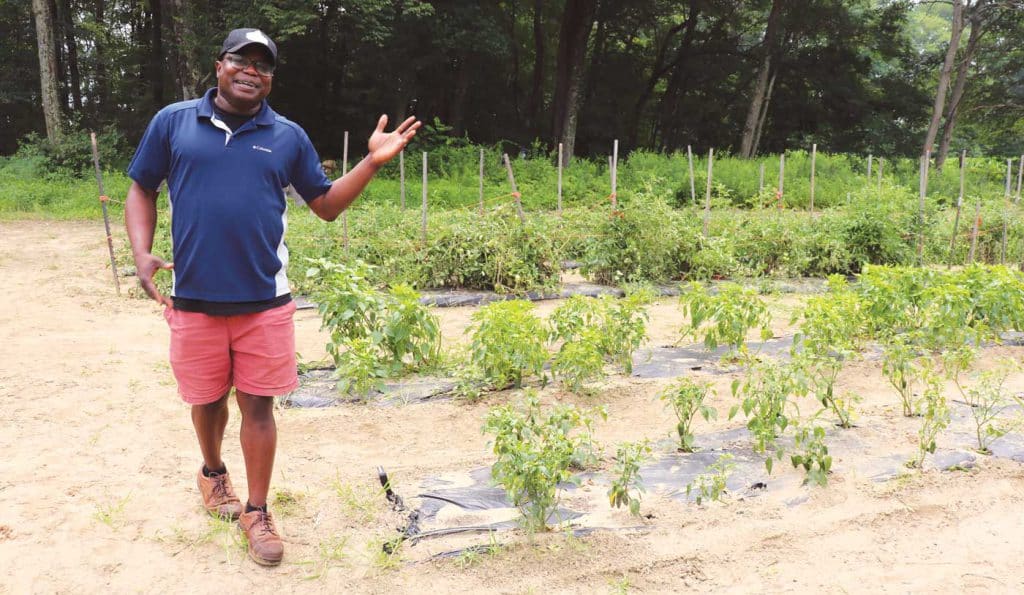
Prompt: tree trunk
<box><xmin>148</xmin><ymin>0</ymin><xmax>164</xmax><ymax>110</ymax></box>
<box><xmin>527</xmin><ymin>0</ymin><xmax>544</xmax><ymax>132</ymax></box>
<box><xmin>936</xmin><ymin>7</ymin><xmax>985</xmax><ymax>170</ymax></box>
<box><xmin>31</xmin><ymin>0</ymin><xmax>63</xmax><ymax>142</ymax></box>
<box><xmin>751</xmin><ymin>70</ymin><xmax>777</xmax><ymax>156</ymax></box>
<box><xmin>923</xmin><ymin>0</ymin><xmax>965</xmax><ymax>158</ymax></box>
<box><xmin>552</xmin><ymin>0</ymin><xmax>597</xmax><ymax>163</ymax></box>
<box><xmin>164</xmin><ymin>0</ymin><xmax>200</xmax><ymax>100</ymax></box>
<box><xmin>92</xmin><ymin>0</ymin><xmax>109</xmax><ymax>112</ymax></box>
<box><xmin>59</xmin><ymin>0</ymin><xmax>82</xmax><ymax>110</ymax></box>
<box><xmin>740</xmin><ymin>0</ymin><xmax>783</xmax><ymax>158</ymax></box>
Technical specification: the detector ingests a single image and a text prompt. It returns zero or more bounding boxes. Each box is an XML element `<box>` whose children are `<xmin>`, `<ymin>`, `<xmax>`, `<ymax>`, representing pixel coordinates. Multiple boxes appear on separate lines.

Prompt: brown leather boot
<box><xmin>196</xmin><ymin>467</ymin><xmax>243</xmax><ymax>520</ymax></box>
<box><xmin>239</xmin><ymin>508</ymin><xmax>284</xmax><ymax>566</ymax></box>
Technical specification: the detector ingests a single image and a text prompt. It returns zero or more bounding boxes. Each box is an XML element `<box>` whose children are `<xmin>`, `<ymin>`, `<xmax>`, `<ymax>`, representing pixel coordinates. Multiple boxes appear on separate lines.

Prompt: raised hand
<box><xmin>367</xmin><ymin>115</ymin><xmax>421</xmax><ymax>166</ymax></box>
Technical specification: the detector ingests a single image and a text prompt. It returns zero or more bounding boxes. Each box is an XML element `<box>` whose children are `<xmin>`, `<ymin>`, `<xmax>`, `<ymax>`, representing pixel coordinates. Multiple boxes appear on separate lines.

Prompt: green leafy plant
<box><xmin>962</xmin><ymin>360</ymin><xmax>1019</xmax><ymax>454</ymax></box>
<box><xmin>730</xmin><ymin>361</ymin><xmax>804</xmax><ymax>473</ymax></box>
<box><xmin>658</xmin><ymin>377</ymin><xmax>717</xmax><ymax>452</ymax></box>
<box><xmin>680</xmin><ymin>281</ymin><xmax>772</xmax><ymax>357</ymax></box>
<box><xmin>548</xmin><ymin>290</ymin><xmax>653</xmax><ymax>377</ymax></box>
<box><xmin>551</xmin><ymin>331</ymin><xmax>606</xmax><ymax>394</ymax></box>
<box><xmin>608</xmin><ymin>440</ymin><xmax>652</xmax><ymax>516</ymax></box>
<box><xmin>483</xmin><ymin>390</ymin><xmax>604</xmax><ymax>532</ymax></box>
<box><xmin>686</xmin><ymin>454</ymin><xmax>735</xmax><ymax>505</ymax></box>
<box><xmin>910</xmin><ymin>362</ymin><xmax>951</xmax><ymax>469</ymax></box>
<box><xmin>307</xmin><ymin>258</ymin><xmax>440</xmax><ymax>396</ymax></box>
<box><xmin>881</xmin><ymin>337</ymin><xmax>921</xmax><ymax>417</ymax></box>
<box><xmin>790</xmin><ymin>414</ymin><xmax>832</xmax><ymax>486</ymax></box>
<box><xmin>469</xmin><ymin>300</ymin><xmax>549</xmax><ymax>388</ymax></box>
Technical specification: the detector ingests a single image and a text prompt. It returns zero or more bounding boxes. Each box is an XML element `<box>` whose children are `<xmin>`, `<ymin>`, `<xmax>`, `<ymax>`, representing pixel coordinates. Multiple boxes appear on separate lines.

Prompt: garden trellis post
<box><xmin>342</xmin><ymin>130</ymin><xmax>349</xmax><ymax>253</ymax></box>
<box><xmin>400</xmin><ymin>150</ymin><xmax>406</xmax><ymax>209</ymax></box>
<box><xmin>557</xmin><ymin>143</ymin><xmax>564</xmax><ymax>215</ymax></box>
<box><xmin>758</xmin><ymin>162</ymin><xmax>765</xmax><ymax>196</ymax></box>
<box><xmin>867</xmin><ymin>154</ymin><xmax>872</xmax><ymax>180</ymax></box>
<box><xmin>877</xmin><ymin>158</ymin><xmax>883</xmax><ymax>190</ymax></box>
<box><xmin>421</xmin><ymin>152</ymin><xmax>428</xmax><ymax>243</ymax></box>
<box><xmin>611</xmin><ymin>139</ymin><xmax>618</xmax><ymax>208</ymax></box>
<box><xmin>1016</xmin><ymin>155</ymin><xmax>1023</xmax><ymax>203</ymax></box>
<box><xmin>810</xmin><ymin>143</ymin><xmax>817</xmax><ymax>213</ymax></box>
<box><xmin>90</xmin><ymin>132</ymin><xmax>121</xmax><ymax>295</ymax></box>
<box><xmin>703</xmin><ymin>148</ymin><xmax>714</xmax><ymax>236</ymax></box>
<box><xmin>918</xmin><ymin>154</ymin><xmax>929</xmax><ymax>264</ymax></box>
<box><xmin>479</xmin><ymin>148</ymin><xmax>484</xmax><ymax>215</ymax></box>
<box><xmin>687</xmin><ymin>145</ymin><xmax>696</xmax><ymax>204</ymax></box>
<box><xmin>949</xmin><ymin>150</ymin><xmax>966</xmax><ymax>267</ymax></box>
<box><xmin>778</xmin><ymin>153</ymin><xmax>785</xmax><ymax>204</ymax></box>
<box><xmin>1002</xmin><ymin>159</ymin><xmax>1011</xmax><ymax>263</ymax></box>
<box><xmin>503</xmin><ymin>153</ymin><xmax>526</xmax><ymax>223</ymax></box>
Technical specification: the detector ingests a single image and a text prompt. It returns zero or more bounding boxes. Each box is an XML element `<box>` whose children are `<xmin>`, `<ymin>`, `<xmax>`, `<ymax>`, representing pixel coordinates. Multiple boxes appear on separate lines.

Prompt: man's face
<box><xmin>215</xmin><ymin>44</ymin><xmax>273</xmax><ymax>112</ymax></box>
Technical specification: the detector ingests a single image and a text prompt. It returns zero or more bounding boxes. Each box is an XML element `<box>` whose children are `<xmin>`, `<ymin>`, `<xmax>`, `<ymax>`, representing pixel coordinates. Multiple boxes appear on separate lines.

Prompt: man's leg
<box><xmin>191</xmin><ymin>392</ymin><xmax>230</xmax><ymax>472</ymax></box>
<box><xmin>235</xmin><ymin>390</ymin><xmax>276</xmax><ymax>507</ymax></box>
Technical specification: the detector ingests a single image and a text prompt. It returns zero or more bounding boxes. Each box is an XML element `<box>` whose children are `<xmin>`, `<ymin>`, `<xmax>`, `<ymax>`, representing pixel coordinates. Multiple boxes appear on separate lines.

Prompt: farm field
<box><xmin>4</xmin><ymin>219</ymin><xmax>1024</xmax><ymax>593</ymax></box>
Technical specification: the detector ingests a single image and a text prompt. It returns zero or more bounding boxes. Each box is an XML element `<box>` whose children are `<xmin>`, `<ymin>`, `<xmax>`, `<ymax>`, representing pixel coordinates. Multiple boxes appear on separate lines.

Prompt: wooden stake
<box><xmin>918</xmin><ymin>154</ymin><xmax>928</xmax><ymax>264</ymax></box>
<box><xmin>557</xmin><ymin>143</ymin><xmax>563</xmax><ymax>215</ymax></box>
<box><xmin>1016</xmin><ymin>155</ymin><xmax>1023</xmax><ymax>202</ymax></box>
<box><xmin>877</xmin><ymin>157</ymin><xmax>883</xmax><ymax>191</ymax></box>
<box><xmin>1002</xmin><ymin>159</ymin><xmax>1011</xmax><ymax>263</ymax></box>
<box><xmin>968</xmin><ymin>195</ymin><xmax>980</xmax><ymax>265</ymax></box>
<box><xmin>342</xmin><ymin>130</ymin><xmax>349</xmax><ymax>253</ymax></box>
<box><xmin>778</xmin><ymin>153</ymin><xmax>785</xmax><ymax>203</ymax></box>
<box><xmin>867</xmin><ymin>154</ymin><xmax>873</xmax><ymax>180</ymax></box>
<box><xmin>90</xmin><ymin>132</ymin><xmax>121</xmax><ymax>295</ymax></box>
<box><xmin>810</xmin><ymin>143</ymin><xmax>817</xmax><ymax>213</ymax></box>
<box><xmin>611</xmin><ymin>139</ymin><xmax>619</xmax><ymax>208</ymax></box>
<box><xmin>400</xmin><ymin>150</ymin><xmax>406</xmax><ymax>209</ymax></box>
<box><xmin>503</xmin><ymin>153</ymin><xmax>526</xmax><ymax>223</ymax></box>
<box><xmin>421</xmin><ymin>152</ymin><xmax>428</xmax><ymax>243</ymax></box>
<box><xmin>949</xmin><ymin>150</ymin><xmax>966</xmax><ymax>267</ymax></box>
<box><xmin>478</xmin><ymin>148</ymin><xmax>484</xmax><ymax>215</ymax></box>
<box><xmin>703</xmin><ymin>148</ymin><xmax>713</xmax><ymax>236</ymax></box>
<box><xmin>687</xmin><ymin>145</ymin><xmax>696</xmax><ymax>204</ymax></box>
<box><xmin>758</xmin><ymin>162</ymin><xmax>765</xmax><ymax>196</ymax></box>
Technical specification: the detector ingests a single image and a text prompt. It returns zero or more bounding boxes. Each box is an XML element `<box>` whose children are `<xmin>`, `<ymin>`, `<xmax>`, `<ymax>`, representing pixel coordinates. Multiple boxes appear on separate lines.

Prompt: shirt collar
<box><xmin>198</xmin><ymin>88</ymin><xmax>276</xmax><ymax>126</ymax></box>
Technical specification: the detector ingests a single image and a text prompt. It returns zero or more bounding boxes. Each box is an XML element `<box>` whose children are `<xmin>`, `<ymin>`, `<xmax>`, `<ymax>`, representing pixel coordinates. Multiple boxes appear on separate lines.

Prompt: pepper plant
<box><xmin>962</xmin><ymin>359</ymin><xmax>1019</xmax><ymax>454</ymax></box>
<box><xmin>483</xmin><ymin>390</ymin><xmax>605</xmax><ymax>532</ymax></box>
<box><xmin>608</xmin><ymin>440</ymin><xmax>652</xmax><ymax>516</ymax></box>
<box><xmin>658</xmin><ymin>377</ymin><xmax>717</xmax><ymax>452</ymax></box>
<box><xmin>468</xmin><ymin>300</ymin><xmax>549</xmax><ymax>389</ymax></box>
<box><xmin>790</xmin><ymin>411</ymin><xmax>832</xmax><ymax>486</ymax></box>
<box><xmin>686</xmin><ymin>454</ymin><xmax>735</xmax><ymax>505</ymax></box>
<box><xmin>679</xmin><ymin>281</ymin><xmax>772</xmax><ymax>358</ymax></box>
<box><xmin>909</xmin><ymin>361</ymin><xmax>951</xmax><ymax>469</ymax></box>
<box><xmin>730</xmin><ymin>360</ymin><xmax>805</xmax><ymax>473</ymax></box>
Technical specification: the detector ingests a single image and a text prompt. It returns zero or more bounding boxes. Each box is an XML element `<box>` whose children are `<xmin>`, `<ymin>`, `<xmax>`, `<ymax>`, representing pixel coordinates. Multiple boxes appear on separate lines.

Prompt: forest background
<box><xmin>2</xmin><ymin>0</ymin><xmax>1023</xmax><ymax>174</ymax></box>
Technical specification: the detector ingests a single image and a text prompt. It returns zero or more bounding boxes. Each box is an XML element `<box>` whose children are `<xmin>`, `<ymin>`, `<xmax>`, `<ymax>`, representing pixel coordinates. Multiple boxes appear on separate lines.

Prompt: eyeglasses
<box><xmin>222</xmin><ymin>53</ymin><xmax>275</xmax><ymax>77</ymax></box>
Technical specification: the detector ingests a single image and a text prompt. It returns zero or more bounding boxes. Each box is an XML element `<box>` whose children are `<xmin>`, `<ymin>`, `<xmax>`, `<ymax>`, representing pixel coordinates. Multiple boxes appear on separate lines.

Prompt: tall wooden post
<box><xmin>557</xmin><ymin>143</ymin><xmax>564</xmax><ymax>215</ymax></box>
<box><xmin>949</xmin><ymin>150</ymin><xmax>966</xmax><ymax>268</ymax></box>
<box><xmin>703</xmin><ymin>149</ymin><xmax>714</xmax><ymax>236</ymax></box>
<box><xmin>809</xmin><ymin>143</ymin><xmax>817</xmax><ymax>213</ymax></box>
<box><xmin>478</xmin><ymin>148</ymin><xmax>484</xmax><ymax>215</ymax></box>
<box><xmin>399</xmin><ymin>150</ymin><xmax>406</xmax><ymax>209</ymax></box>
<box><xmin>503</xmin><ymin>153</ymin><xmax>526</xmax><ymax>223</ymax></box>
<box><xmin>421</xmin><ymin>152</ymin><xmax>428</xmax><ymax>243</ymax></box>
<box><xmin>342</xmin><ymin>130</ymin><xmax>349</xmax><ymax>252</ymax></box>
<box><xmin>687</xmin><ymin>145</ymin><xmax>696</xmax><ymax>205</ymax></box>
<box><xmin>90</xmin><ymin>132</ymin><xmax>121</xmax><ymax>295</ymax></box>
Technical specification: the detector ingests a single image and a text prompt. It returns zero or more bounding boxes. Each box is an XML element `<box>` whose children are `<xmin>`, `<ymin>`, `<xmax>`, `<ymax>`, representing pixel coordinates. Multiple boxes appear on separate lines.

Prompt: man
<box><xmin>124</xmin><ymin>28</ymin><xmax>419</xmax><ymax>566</ymax></box>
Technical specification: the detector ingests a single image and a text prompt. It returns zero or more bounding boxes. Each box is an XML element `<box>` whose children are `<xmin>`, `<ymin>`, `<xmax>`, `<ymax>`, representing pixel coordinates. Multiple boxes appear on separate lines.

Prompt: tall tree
<box><xmin>922</xmin><ymin>0</ymin><xmax>965</xmax><ymax>158</ymax></box>
<box><xmin>31</xmin><ymin>0</ymin><xmax>62</xmax><ymax>142</ymax></box>
<box><xmin>739</xmin><ymin>0</ymin><xmax>782</xmax><ymax>158</ymax></box>
<box><xmin>552</xmin><ymin>0</ymin><xmax>597</xmax><ymax>163</ymax></box>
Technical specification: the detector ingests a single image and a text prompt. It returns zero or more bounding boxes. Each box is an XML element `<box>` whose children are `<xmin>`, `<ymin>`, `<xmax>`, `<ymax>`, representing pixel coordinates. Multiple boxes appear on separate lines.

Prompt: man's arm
<box><xmin>124</xmin><ymin>181</ymin><xmax>173</xmax><ymax>306</ymax></box>
<box><xmin>306</xmin><ymin>115</ymin><xmax>420</xmax><ymax>222</ymax></box>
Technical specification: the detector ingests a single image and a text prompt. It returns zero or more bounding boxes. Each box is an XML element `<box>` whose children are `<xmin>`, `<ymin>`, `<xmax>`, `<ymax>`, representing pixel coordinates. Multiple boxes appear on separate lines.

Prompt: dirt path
<box><xmin>2</xmin><ymin>220</ymin><xmax>1024</xmax><ymax>593</ymax></box>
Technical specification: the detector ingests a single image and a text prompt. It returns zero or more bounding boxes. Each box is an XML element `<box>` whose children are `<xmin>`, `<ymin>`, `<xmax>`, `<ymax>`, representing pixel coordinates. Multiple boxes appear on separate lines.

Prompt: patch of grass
<box><xmin>367</xmin><ymin>535</ymin><xmax>404</xmax><ymax>572</ymax></box>
<box><xmin>331</xmin><ymin>477</ymin><xmax>385</xmax><ymax>523</ymax></box>
<box><xmin>297</xmin><ymin>535</ymin><xmax>348</xmax><ymax>580</ymax></box>
<box><xmin>453</xmin><ymin>532</ymin><xmax>504</xmax><ymax>569</ymax></box>
<box><xmin>92</xmin><ymin>493</ymin><xmax>131</xmax><ymax>529</ymax></box>
<box><xmin>272</xmin><ymin>487</ymin><xmax>306</xmax><ymax>518</ymax></box>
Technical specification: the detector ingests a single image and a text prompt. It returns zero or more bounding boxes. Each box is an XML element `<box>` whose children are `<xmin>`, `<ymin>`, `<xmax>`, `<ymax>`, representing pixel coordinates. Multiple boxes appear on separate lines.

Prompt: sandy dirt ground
<box><xmin>3</xmin><ymin>219</ymin><xmax>1024</xmax><ymax>594</ymax></box>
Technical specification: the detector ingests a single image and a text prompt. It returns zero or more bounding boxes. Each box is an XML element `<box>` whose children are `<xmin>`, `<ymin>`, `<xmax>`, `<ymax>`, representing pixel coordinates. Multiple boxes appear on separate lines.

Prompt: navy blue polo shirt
<box><xmin>127</xmin><ymin>88</ymin><xmax>332</xmax><ymax>306</ymax></box>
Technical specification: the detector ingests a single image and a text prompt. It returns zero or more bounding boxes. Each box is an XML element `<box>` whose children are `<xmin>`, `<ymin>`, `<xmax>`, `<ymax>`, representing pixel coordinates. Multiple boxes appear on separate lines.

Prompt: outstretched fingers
<box><xmin>394</xmin><ymin>116</ymin><xmax>419</xmax><ymax>134</ymax></box>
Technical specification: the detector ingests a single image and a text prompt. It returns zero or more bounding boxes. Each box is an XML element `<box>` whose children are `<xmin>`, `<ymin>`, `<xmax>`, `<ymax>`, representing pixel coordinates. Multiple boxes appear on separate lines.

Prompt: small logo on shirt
<box><xmin>252</xmin><ymin>145</ymin><xmax>273</xmax><ymax>153</ymax></box>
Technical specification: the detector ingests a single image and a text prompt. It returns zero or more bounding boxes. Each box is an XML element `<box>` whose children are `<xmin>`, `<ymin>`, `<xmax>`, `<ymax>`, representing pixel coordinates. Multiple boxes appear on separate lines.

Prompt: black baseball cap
<box><xmin>220</xmin><ymin>28</ymin><xmax>277</xmax><ymax>64</ymax></box>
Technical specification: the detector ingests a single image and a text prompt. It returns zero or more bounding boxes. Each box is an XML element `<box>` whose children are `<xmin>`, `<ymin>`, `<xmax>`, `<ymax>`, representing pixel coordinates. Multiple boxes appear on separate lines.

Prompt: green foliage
<box><xmin>608</xmin><ymin>440</ymin><xmax>652</xmax><ymax>516</ymax></box>
<box><xmin>306</xmin><ymin>258</ymin><xmax>440</xmax><ymax>396</ymax></box>
<box><xmin>962</xmin><ymin>360</ymin><xmax>1019</xmax><ymax>454</ymax></box>
<box><xmin>468</xmin><ymin>300</ymin><xmax>548</xmax><ymax>389</ymax></box>
<box><xmin>910</xmin><ymin>361</ymin><xmax>951</xmax><ymax>469</ymax></box>
<box><xmin>679</xmin><ymin>281</ymin><xmax>773</xmax><ymax>355</ymax></box>
<box><xmin>482</xmin><ymin>390</ymin><xmax>604</xmax><ymax>532</ymax></box>
<box><xmin>658</xmin><ymin>377</ymin><xmax>717</xmax><ymax>452</ymax></box>
<box><xmin>686</xmin><ymin>454</ymin><xmax>735</xmax><ymax>505</ymax></box>
<box><xmin>881</xmin><ymin>337</ymin><xmax>921</xmax><ymax>417</ymax></box>
<box><xmin>790</xmin><ymin>415</ymin><xmax>833</xmax><ymax>487</ymax></box>
<box><xmin>729</xmin><ymin>361</ymin><xmax>805</xmax><ymax>473</ymax></box>
<box><xmin>550</xmin><ymin>332</ymin><xmax>606</xmax><ymax>394</ymax></box>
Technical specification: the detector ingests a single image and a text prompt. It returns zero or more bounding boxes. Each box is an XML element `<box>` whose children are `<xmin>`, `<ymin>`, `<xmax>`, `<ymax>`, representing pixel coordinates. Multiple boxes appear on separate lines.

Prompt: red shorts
<box><xmin>163</xmin><ymin>301</ymin><xmax>299</xmax><ymax>405</ymax></box>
